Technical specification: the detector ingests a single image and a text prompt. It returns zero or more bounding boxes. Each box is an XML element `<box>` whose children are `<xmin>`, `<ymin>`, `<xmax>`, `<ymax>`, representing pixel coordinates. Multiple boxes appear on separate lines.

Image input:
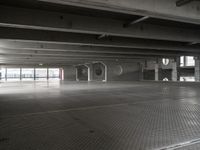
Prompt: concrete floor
<box><xmin>1</xmin><ymin>81</ymin><xmax>200</xmax><ymax>150</ymax></box>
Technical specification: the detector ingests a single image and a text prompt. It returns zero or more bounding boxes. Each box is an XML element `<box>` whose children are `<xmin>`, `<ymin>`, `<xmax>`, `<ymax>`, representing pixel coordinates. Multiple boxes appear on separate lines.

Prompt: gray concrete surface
<box><xmin>1</xmin><ymin>81</ymin><xmax>200</xmax><ymax>149</ymax></box>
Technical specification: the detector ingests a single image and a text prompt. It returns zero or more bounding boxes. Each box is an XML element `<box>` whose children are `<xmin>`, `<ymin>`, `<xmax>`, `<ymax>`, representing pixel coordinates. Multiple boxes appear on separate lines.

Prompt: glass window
<box><xmin>0</xmin><ymin>67</ymin><xmax>61</xmax><ymax>81</ymax></box>
<box><xmin>49</xmin><ymin>68</ymin><xmax>60</xmax><ymax>79</ymax></box>
<box><xmin>186</xmin><ymin>56</ymin><xmax>195</xmax><ymax>66</ymax></box>
<box><xmin>0</xmin><ymin>68</ymin><xmax>6</xmax><ymax>80</ymax></box>
<box><xmin>180</xmin><ymin>56</ymin><xmax>194</xmax><ymax>67</ymax></box>
<box><xmin>180</xmin><ymin>76</ymin><xmax>195</xmax><ymax>82</ymax></box>
<box><xmin>162</xmin><ymin>58</ymin><xmax>170</xmax><ymax>65</ymax></box>
<box><xmin>7</xmin><ymin>68</ymin><xmax>20</xmax><ymax>81</ymax></box>
<box><xmin>180</xmin><ymin>56</ymin><xmax>184</xmax><ymax>67</ymax></box>
<box><xmin>22</xmin><ymin>68</ymin><xmax>34</xmax><ymax>81</ymax></box>
<box><xmin>35</xmin><ymin>68</ymin><xmax>47</xmax><ymax>80</ymax></box>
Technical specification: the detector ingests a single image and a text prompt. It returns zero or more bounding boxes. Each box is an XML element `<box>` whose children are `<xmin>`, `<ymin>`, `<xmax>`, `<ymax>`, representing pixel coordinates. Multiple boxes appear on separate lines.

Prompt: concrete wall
<box><xmin>106</xmin><ymin>62</ymin><xmax>140</xmax><ymax>81</ymax></box>
<box><xmin>63</xmin><ymin>66</ymin><xmax>76</xmax><ymax>81</ymax></box>
<box><xmin>145</xmin><ymin>59</ymin><xmax>174</xmax><ymax>70</ymax></box>
<box><xmin>144</xmin><ymin>58</ymin><xmax>196</xmax><ymax>81</ymax></box>
<box><xmin>143</xmin><ymin>70</ymin><xmax>155</xmax><ymax>80</ymax></box>
<box><xmin>63</xmin><ymin>61</ymin><xmax>142</xmax><ymax>82</ymax></box>
<box><xmin>144</xmin><ymin>58</ymin><xmax>174</xmax><ymax>81</ymax></box>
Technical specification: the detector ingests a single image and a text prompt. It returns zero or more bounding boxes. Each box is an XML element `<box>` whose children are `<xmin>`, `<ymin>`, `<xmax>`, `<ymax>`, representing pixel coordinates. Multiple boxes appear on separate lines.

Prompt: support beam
<box><xmin>195</xmin><ymin>57</ymin><xmax>200</xmax><ymax>82</ymax></box>
<box><xmin>38</xmin><ymin>0</ymin><xmax>200</xmax><ymax>25</ymax></box>
<box><xmin>139</xmin><ymin>63</ymin><xmax>144</xmax><ymax>81</ymax></box>
<box><xmin>34</xmin><ymin>68</ymin><xmax>36</xmax><ymax>80</ymax></box>
<box><xmin>0</xmin><ymin>47</ymin><xmax>199</xmax><ymax>57</ymax></box>
<box><xmin>47</xmin><ymin>68</ymin><xmax>49</xmax><ymax>80</ymax></box>
<box><xmin>75</xmin><ymin>67</ymin><xmax>79</xmax><ymax>81</ymax></box>
<box><xmin>0</xmin><ymin>6</ymin><xmax>200</xmax><ymax>43</ymax></box>
<box><xmin>0</xmin><ymin>27</ymin><xmax>200</xmax><ymax>53</ymax></box>
<box><xmin>172</xmin><ymin>59</ymin><xmax>178</xmax><ymax>81</ymax></box>
<box><xmin>155</xmin><ymin>63</ymin><xmax>159</xmax><ymax>81</ymax></box>
<box><xmin>188</xmin><ymin>41</ymin><xmax>199</xmax><ymax>45</ymax></box>
<box><xmin>85</xmin><ymin>64</ymin><xmax>93</xmax><ymax>81</ymax></box>
<box><xmin>0</xmin><ymin>52</ymin><xmax>171</xmax><ymax>60</ymax></box>
<box><xmin>0</xmin><ymin>53</ymin><xmax>149</xmax><ymax>66</ymax></box>
<box><xmin>5</xmin><ymin>68</ymin><xmax>7</xmax><ymax>81</ymax></box>
<box><xmin>20</xmin><ymin>68</ymin><xmax>22</xmax><ymax>80</ymax></box>
<box><xmin>1</xmin><ymin>41</ymin><xmax>200</xmax><ymax>60</ymax></box>
<box><xmin>100</xmin><ymin>62</ymin><xmax>108</xmax><ymax>82</ymax></box>
<box><xmin>97</xmin><ymin>34</ymin><xmax>108</xmax><ymax>40</ymax></box>
<box><xmin>124</xmin><ymin>16</ymin><xmax>149</xmax><ymax>28</ymax></box>
<box><xmin>176</xmin><ymin>0</ymin><xmax>195</xmax><ymax>7</ymax></box>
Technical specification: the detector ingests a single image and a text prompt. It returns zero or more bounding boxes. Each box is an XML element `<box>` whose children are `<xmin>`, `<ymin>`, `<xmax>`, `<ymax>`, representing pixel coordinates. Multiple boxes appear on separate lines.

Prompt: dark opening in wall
<box><xmin>159</xmin><ymin>69</ymin><xmax>172</xmax><ymax>81</ymax></box>
<box><xmin>77</xmin><ymin>65</ymin><xmax>88</xmax><ymax>81</ymax></box>
<box><xmin>95</xmin><ymin>67</ymin><xmax>103</xmax><ymax>76</ymax></box>
<box><xmin>93</xmin><ymin>63</ymin><xmax>106</xmax><ymax>81</ymax></box>
<box><xmin>143</xmin><ymin>70</ymin><xmax>155</xmax><ymax>80</ymax></box>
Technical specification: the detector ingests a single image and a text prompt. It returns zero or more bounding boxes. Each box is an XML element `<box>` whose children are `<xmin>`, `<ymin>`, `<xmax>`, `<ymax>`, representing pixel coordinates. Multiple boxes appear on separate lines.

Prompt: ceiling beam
<box><xmin>0</xmin><ymin>46</ymin><xmax>199</xmax><ymax>56</ymax></box>
<box><xmin>0</xmin><ymin>52</ymin><xmax>183</xmax><ymax>61</ymax></box>
<box><xmin>124</xmin><ymin>16</ymin><xmax>149</xmax><ymax>28</ymax></box>
<box><xmin>0</xmin><ymin>59</ymin><xmax>143</xmax><ymax>66</ymax></box>
<box><xmin>1</xmin><ymin>41</ymin><xmax>200</xmax><ymax>53</ymax></box>
<box><xmin>0</xmin><ymin>27</ymin><xmax>199</xmax><ymax>52</ymax></box>
<box><xmin>0</xmin><ymin>54</ymin><xmax>149</xmax><ymax>65</ymax></box>
<box><xmin>97</xmin><ymin>34</ymin><xmax>108</xmax><ymax>40</ymax></box>
<box><xmin>187</xmin><ymin>41</ymin><xmax>199</xmax><ymax>45</ymax></box>
<box><xmin>0</xmin><ymin>6</ymin><xmax>200</xmax><ymax>43</ymax></box>
<box><xmin>37</xmin><ymin>0</ymin><xmax>200</xmax><ymax>25</ymax></box>
<box><xmin>176</xmin><ymin>0</ymin><xmax>195</xmax><ymax>7</ymax></box>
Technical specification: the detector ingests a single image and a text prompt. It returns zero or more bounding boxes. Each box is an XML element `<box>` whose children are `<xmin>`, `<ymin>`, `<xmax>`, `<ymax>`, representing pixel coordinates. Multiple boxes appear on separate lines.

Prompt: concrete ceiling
<box><xmin>0</xmin><ymin>0</ymin><xmax>200</xmax><ymax>65</ymax></box>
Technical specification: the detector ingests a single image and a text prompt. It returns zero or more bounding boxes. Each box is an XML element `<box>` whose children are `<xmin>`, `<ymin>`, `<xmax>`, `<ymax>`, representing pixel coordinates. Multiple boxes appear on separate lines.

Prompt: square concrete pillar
<box><xmin>104</xmin><ymin>64</ymin><xmax>108</xmax><ymax>82</ymax></box>
<box><xmin>195</xmin><ymin>57</ymin><xmax>200</xmax><ymax>82</ymax></box>
<box><xmin>139</xmin><ymin>63</ymin><xmax>144</xmax><ymax>81</ymax></box>
<box><xmin>155</xmin><ymin>63</ymin><xmax>159</xmax><ymax>81</ymax></box>
<box><xmin>75</xmin><ymin>67</ymin><xmax>79</xmax><ymax>81</ymax></box>
<box><xmin>88</xmin><ymin>67</ymin><xmax>91</xmax><ymax>81</ymax></box>
<box><xmin>172</xmin><ymin>61</ymin><xmax>177</xmax><ymax>81</ymax></box>
<box><xmin>85</xmin><ymin>64</ymin><xmax>93</xmax><ymax>82</ymax></box>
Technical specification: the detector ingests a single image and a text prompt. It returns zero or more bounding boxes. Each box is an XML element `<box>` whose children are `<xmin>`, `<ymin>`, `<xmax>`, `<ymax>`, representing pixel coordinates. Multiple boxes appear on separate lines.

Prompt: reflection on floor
<box><xmin>1</xmin><ymin>81</ymin><xmax>200</xmax><ymax>150</ymax></box>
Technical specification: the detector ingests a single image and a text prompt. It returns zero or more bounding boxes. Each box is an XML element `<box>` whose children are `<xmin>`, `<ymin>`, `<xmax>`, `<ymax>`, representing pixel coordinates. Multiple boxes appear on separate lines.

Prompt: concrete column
<box><xmin>155</xmin><ymin>63</ymin><xmax>159</xmax><ymax>81</ymax></box>
<box><xmin>172</xmin><ymin>60</ymin><xmax>178</xmax><ymax>81</ymax></box>
<box><xmin>75</xmin><ymin>67</ymin><xmax>79</xmax><ymax>81</ymax></box>
<box><xmin>85</xmin><ymin>64</ymin><xmax>93</xmax><ymax>82</ymax></box>
<box><xmin>63</xmin><ymin>66</ymin><xmax>76</xmax><ymax>81</ymax></box>
<box><xmin>20</xmin><ymin>68</ymin><xmax>22</xmax><ymax>81</ymax></box>
<box><xmin>47</xmin><ymin>68</ymin><xmax>49</xmax><ymax>80</ymax></box>
<box><xmin>60</xmin><ymin>68</ymin><xmax>65</xmax><ymax>81</ymax></box>
<box><xmin>101</xmin><ymin>62</ymin><xmax>107</xmax><ymax>82</ymax></box>
<box><xmin>139</xmin><ymin>63</ymin><xmax>144</xmax><ymax>81</ymax></box>
<box><xmin>0</xmin><ymin>68</ymin><xmax>1</xmax><ymax>80</ymax></box>
<box><xmin>34</xmin><ymin>68</ymin><xmax>36</xmax><ymax>80</ymax></box>
<box><xmin>5</xmin><ymin>68</ymin><xmax>7</xmax><ymax>81</ymax></box>
<box><xmin>59</xmin><ymin>68</ymin><xmax>62</xmax><ymax>80</ymax></box>
<box><xmin>195</xmin><ymin>57</ymin><xmax>200</xmax><ymax>82</ymax></box>
<box><xmin>87</xmin><ymin>67</ymin><xmax>91</xmax><ymax>81</ymax></box>
<box><xmin>184</xmin><ymin>56</ymin><xmax>187</xmax><ymax>67</ymax></box>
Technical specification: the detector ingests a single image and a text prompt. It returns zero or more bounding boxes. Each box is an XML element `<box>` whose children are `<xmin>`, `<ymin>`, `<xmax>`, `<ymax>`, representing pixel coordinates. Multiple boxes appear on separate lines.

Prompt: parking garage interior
<box><xmin>1</xmin><ymin>0</ymin><xmax>200</xmax><ymax>150</ymax></box>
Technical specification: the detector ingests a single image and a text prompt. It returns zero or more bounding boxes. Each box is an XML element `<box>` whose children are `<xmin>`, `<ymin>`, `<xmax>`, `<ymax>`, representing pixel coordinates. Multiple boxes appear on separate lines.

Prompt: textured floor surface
<box><xmin>1</xmin><ymin>81</ymin><xmax>200</xmax><ymax>150</ymax></box>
